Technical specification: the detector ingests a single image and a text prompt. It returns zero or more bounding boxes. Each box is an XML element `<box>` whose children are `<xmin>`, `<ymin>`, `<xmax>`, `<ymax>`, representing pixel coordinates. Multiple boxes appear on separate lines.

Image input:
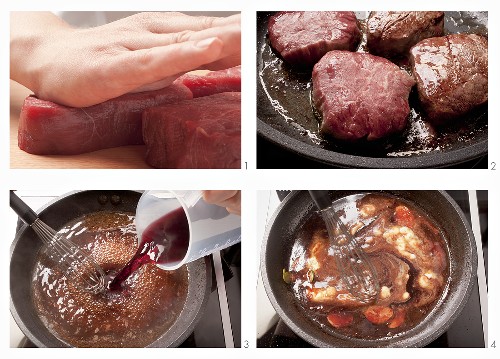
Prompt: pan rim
<box><xmin>256</xmin><ymin>10</ymin><xmax>489</xmax><ymax>169</ymax></box>
<box><xmin>258</xmin><ymin>119</ymin><xmax>488</xmax><ymax>168</ymax></box>
<box><xmin>9</xmin><ymin>190</ymin><xmax>211</xmax><ymax>348</ymax></box>
<box><xmin>260</xmin><ymin>190</ymin><xmax>478</xmax><ymax>347</ymax></box>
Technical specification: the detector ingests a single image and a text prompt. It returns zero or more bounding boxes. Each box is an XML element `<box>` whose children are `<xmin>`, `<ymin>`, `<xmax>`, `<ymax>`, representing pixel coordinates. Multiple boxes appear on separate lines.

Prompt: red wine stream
<box><xmin>109</xmin><ymin>207</ymin><xmax>189</xmax><ymax>290</ymax></box>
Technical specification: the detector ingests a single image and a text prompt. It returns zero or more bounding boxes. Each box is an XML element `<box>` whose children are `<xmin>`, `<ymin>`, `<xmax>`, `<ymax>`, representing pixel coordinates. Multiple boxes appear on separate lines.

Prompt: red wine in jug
<box><xmin>109</xmin><ymin>206</ymin><xmax>189</xmax><ymax>290</ymax></box>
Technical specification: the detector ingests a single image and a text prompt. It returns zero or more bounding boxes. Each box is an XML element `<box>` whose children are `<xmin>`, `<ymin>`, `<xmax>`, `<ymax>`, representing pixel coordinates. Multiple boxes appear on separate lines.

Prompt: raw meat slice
<box><xmin>410</xmin><ymin>34</ymin><xmax>488</xmax><ymax>123</ymax></box>
<box><xmin>312</xmin><ymin>51</ymin><xmax>415</xmax><ymax>141</ymax></box>
<box><xmin>174</xmin><ymin>66</ymin><xmax>241</xmax><ymax>97</ymax></box>
<box><xmin>18</xmin><ymin>84</ymin><xmax>192</xmax><ymax>155</ymax></box>
<box><xmin>268</xmin><ymin>11</ymin><xmax>361</xmax><ymax>67</ymax></box>
<box><xmin>367</xmin><ymin>11</ymin><xmax>444</xmax><ymax>58</ymax></box>
<box><xmin>142</xmin><ymin>92</ymin><xmax>241</xmax><ymax>169</ymax></box>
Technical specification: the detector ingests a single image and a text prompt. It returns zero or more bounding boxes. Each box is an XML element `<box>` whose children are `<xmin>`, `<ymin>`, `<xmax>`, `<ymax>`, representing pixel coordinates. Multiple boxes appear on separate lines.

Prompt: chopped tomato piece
<box><xmin>388</xmin><ymin>308</ymin><xmax>405</xmax><ymax>328</ymax></box>
<box><xmin>394</xmin><ymin>205</ymin><xmax>414</xmax><ymax>227</ymax></box>
<box><xmin>364</xmin><ymin>305</ymin><xmax>394</xmax><ymax>325</ymax></box>
<box><xmin>327</xmin><ymin>312</ymin><xmax>354</xmax><ymax>328</ymax></box>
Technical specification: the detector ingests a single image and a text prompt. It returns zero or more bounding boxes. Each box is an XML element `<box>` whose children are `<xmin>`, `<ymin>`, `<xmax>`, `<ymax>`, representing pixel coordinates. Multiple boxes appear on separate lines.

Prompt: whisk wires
<box><xmin>321</xmin><ymin>208</ymin><xmax>380</xmax><ymax>303</ymax></box>
<box><xmin>32</xmin><ymin>219</ymin><xmax>106</xmax><ymax>294</ymax></box>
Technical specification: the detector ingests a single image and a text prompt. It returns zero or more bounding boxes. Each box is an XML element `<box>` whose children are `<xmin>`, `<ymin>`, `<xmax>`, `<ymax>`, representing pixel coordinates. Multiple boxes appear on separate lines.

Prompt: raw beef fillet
<box><xmin>367</xmin><ymin>11</ymin><xmax>444</xmax><ymax>58</ymax></box>
<box><xmin>410</xmin><ymin>34</ymin><xmax>488</xmax><ymax>123</ymax></box>
<box><xmin>18</xmin><ymin>84</ymin><xmax>192</xmax><ymax>155</ymax></box>
<box><xmin>268</xmin><ymin>11</ymin><xmax>361</xmax><ymax>67</ymax></box>
<box><xmin>174</xmin><ymin>66</ymin><xmax>241</xmax><ymax>97</ymax></box>
<box><xmin>142</xmin><ymin>92</ymin><xmax>240</xmax><ymax>169</ymax></box>
<box><xmin>312</xmin><ymin>51</ymin><xmax>415</xmax><ymax>141</ymax></box>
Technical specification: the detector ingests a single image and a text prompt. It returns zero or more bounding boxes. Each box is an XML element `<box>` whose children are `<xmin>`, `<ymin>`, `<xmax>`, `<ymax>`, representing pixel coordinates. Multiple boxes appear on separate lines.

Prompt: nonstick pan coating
<box><xmin>10</xmin><ymin>190</ymin><xmax>211</xmax><ymax>348</ymax></box>
<box><xmin>261</xmin><ymin>191</ymin><xmax>477</xmax><ymax>347</ymax></box>
<box><xmin>257</xmin><ymin>12</ymin><xmax>488</xmax><ymax>168</ymax></box>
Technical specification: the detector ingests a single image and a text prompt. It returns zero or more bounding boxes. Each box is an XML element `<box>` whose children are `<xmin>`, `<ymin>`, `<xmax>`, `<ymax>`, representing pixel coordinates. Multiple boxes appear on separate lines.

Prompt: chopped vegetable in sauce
<box><xmin>286</xmin><ymin>193</ymin><xmax>449</xmax><ymax>339</ymax></box>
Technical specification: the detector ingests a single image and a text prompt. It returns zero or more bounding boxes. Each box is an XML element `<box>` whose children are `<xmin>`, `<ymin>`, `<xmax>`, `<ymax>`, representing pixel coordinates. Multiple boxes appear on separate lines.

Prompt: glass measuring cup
<box><xmin>135</xmin><ymin>190</ymin><xmax>241</xmax><ymax>270</ymax></box>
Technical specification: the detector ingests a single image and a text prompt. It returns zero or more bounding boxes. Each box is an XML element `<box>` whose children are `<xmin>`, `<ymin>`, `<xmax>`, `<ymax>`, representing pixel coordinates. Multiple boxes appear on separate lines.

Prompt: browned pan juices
<box><xmin>31</xmin><ymin>211</ymin><xmax>188</xmax><ymax>347</ymax></box>
<box><xmin>258</xmin><ymin>12</ymin><xmax>487</xmax><ymax>158</ymax></box>
<box><xmin>286</xmin><ymin>193</ymin><xmax>450</xmax><ymax>339</ymax></box>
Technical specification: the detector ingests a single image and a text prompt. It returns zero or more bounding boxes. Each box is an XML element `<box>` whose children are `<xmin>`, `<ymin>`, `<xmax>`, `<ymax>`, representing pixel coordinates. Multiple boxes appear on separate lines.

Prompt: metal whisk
<box><xmin>309</xmin><ymin>191</ymin><xmax>379</xmax><ymax>303</ymax></box>
<box><xmin>10</xmin><ymin>191</ymin><xmax>106</xmax><ymax>294</ymax></box>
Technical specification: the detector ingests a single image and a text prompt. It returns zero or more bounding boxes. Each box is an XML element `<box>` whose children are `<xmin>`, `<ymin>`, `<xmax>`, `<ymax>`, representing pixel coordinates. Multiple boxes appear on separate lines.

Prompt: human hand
<box><xmin>203</xmin><ymin>190</ymin><xmax>241</xmax><ymax>216</ymax></box>
<box><xmin>11</xmin><ymin>12</ymin><xmax>241</xmax><ymax>107</ymax></box>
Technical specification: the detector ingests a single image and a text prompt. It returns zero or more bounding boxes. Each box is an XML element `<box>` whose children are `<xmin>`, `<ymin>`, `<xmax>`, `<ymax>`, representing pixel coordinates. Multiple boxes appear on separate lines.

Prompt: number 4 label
<box><xmin>492</xmin><ymin>340</ymin><xmax>496</xmax><ymax>348</ymax></box>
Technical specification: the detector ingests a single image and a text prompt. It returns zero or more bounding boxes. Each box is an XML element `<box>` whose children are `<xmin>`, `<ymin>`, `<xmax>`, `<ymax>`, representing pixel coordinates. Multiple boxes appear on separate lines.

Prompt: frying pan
<box><xmin>257</xmin><ymin>12</ymin><xmax>488</xmax><ymax>168</ymax></box>
<box><xmin>261</xmin><ymin>190</ymin><xmax>477</xmax><ymax>347</ymax></box>
<box><xmin>10</xmin><ymin>190</ymin><xmax>211</xmax><ymax>348</ymax></box>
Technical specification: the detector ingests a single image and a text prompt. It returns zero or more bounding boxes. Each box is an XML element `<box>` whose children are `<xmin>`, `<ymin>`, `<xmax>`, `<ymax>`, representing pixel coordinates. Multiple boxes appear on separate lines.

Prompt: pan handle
<box><xmin>10</xmin><ymin>190</ymin><xmax>38</xmax><ymax>226</ymax></box>
<box><xmin>308</xmin><ymin>190</ymin><xmax>333</xmax><ymax>210</ymax></box>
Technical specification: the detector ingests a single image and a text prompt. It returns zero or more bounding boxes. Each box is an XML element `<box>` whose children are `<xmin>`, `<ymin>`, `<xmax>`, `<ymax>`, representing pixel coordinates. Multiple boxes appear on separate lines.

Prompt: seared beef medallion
<box><xmin>410</xmin><ymin>34</ymin><xmax>488</xmax><ymax>123</ymax></box>
<box><xmin>367</xmin><ymin>11</ymin><xmax>444</xmax><ymax>58</ymax></box>
<box><xmin>268</xmin><ymin>11</ymin><xmax>361</xmax><ymax>67</ymax></box>
<box><xmin>312</xmin><ymin>51</ymin><xmax>415</xmax><ymax>141</ymax></box>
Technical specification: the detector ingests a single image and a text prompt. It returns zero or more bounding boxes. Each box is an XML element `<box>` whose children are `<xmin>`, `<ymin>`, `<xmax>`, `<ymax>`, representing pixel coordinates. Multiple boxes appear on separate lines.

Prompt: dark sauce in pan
<box><xmin>109</xmin><ymin>207</ymin><xmax>189</xmax><ymax>290</ymax></box>
<box><xmin>258</xmin><ymin>11</ymin><xmax>488</xmax><ymax>158</ymax></box>
<box><xmin>286</xmin><ymin>193</ymin><xmax>450</xmax><ymax>339</ymax></box>
<box><xmin>31</xmin><ymin>211</ymin><xmax>188</xmax><ymax>347</ymax></box>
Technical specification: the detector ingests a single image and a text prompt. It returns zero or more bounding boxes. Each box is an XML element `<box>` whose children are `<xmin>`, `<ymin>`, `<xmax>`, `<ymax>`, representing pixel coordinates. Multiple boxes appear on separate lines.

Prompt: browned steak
<box><xmin>410</xmin><ymin>34</ymin><xmax>488</xmax><ymax>123</ymax></box>
<box><xmin>367</xmin><ymin>11</ymin><xmax>444</xmax><ymax>58</ymax></box>
<box><xmin>268</xmin><ymin>11</ymin><xmax>361</xmax><ymax>67</ymax></box>
<box><xmin>312</xmin><ymin>51</ymin><xmax>415</xmax><ymax>141</ymax></box>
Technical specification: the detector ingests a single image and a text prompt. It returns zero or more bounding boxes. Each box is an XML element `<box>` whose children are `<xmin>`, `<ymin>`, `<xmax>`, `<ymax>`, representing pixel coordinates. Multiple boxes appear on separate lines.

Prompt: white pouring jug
<box><xmin>135</xmin><ymin>190</ymin><xmax>241</xmax><ymax>270</ymax></box>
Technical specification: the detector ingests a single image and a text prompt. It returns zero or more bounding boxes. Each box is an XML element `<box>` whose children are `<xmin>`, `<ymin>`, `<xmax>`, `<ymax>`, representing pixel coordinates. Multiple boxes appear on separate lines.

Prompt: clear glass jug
<box><xmin>135</xmin><ymin>190</ymin><xmax>241</xmax><ymax>270</ymax></box>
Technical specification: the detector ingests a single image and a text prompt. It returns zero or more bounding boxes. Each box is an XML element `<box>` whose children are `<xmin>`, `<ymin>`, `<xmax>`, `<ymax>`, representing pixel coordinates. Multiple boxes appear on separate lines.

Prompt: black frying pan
<box><xmin>257</xmin><ymin>12</ymin><xmax>488</xmax><ymax>168</ymax></box>
<box><xmin>10</xmin><ymin>190</ymin><xmax>211</xmax><ymax>348</ymax></box>
<box><xmin>261</xmin><ymin>190</ymin><xmax>477</xmax><ymax>347</ymax></box>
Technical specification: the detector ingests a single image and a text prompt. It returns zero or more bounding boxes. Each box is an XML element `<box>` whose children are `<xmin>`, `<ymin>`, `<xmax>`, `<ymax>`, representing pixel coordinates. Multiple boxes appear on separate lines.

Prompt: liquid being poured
<box><xmin>109</xmin><ymin>206</ymin><xmax>190</xmax><ymax>290</ymax></box>
<box><xmin>31</xmin><ymin>211</ymin><xmax>189</xmax><ymax>347</ymax></box>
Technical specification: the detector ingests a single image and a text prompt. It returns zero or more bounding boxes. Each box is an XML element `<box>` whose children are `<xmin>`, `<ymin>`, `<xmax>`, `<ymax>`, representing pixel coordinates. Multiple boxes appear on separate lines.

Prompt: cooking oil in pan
<box><xmin>257</xmin><ymin>12</ymin><xmax>487</xmax><ymax>159</ymax></box>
